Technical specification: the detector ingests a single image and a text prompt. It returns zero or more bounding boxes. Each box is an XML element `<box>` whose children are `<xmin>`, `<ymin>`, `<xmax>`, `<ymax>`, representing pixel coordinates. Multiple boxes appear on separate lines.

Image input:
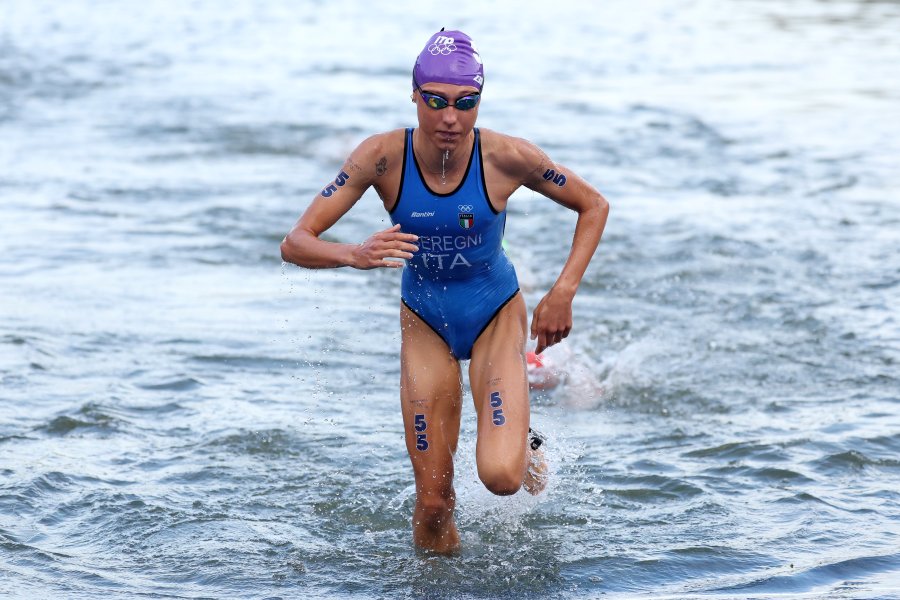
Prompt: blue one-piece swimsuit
<box><xmin>390</xmin><ymin>128</ymin><xmax>519</xmax><ymax>360</ymax></box>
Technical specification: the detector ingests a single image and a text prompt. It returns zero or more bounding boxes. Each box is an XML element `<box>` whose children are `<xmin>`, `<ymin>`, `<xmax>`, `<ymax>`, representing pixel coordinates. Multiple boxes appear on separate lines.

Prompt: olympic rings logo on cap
<box><xmin>428</xmin><ymin>43</ymin><xmax>457</xmax><ymax>55</ymax></box>
<box><xmin>458</xmin><ymin>204</ymin><xmax>473</xmax><ymax>212</ymax></box>
<box><xmin>429</xmin><ymin>36</ymin><xmax>457</xmax><ymax>55</ymax></box>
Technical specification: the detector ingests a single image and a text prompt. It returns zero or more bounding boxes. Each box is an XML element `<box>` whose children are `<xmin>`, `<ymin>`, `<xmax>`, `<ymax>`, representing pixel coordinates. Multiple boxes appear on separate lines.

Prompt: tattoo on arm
<box><xmin>527</xmin><ymin>148</ymin><xmax>567</xmax><ymax>187</ymax></box>
<box><xmin>320</xmin><ymin>170</ymin><xmax>350</xmax><ymax>198</ymax></box>
<box><xmin>527</xmin><ymin>155</ymin><xmax>547</xmax><ymax>180</ymax></box>
<box><xmin>375</xmin><ymin>156</ymin><xmax>387</xmax><ymax>176</ymax></box>
<box><xmin>542</xmin><ymin>167</ymin><xmax>567</xmax><ymax>187</ymax></box>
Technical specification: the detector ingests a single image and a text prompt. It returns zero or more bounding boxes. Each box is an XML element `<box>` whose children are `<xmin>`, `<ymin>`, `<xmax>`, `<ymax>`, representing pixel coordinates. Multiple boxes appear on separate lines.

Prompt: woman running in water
<box><xmin>281</xmin><ymin>29</ymin><xmax>609</xmax><ymax>553</ymax></box>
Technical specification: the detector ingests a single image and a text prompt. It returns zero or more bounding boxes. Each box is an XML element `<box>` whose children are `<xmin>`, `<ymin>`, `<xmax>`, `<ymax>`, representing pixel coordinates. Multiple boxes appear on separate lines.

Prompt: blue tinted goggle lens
<box><xmin>420</xmin><ymin>91</ymin><xmax>480</xmax><ymax>111</ymax></box>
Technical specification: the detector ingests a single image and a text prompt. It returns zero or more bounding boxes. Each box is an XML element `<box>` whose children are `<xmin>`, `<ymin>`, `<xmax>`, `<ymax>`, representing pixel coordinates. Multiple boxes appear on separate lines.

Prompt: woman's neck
<box><xmin>412</xmin><ymin>129</ymin><xmax>474</xmax><ymax>185</ymax></box>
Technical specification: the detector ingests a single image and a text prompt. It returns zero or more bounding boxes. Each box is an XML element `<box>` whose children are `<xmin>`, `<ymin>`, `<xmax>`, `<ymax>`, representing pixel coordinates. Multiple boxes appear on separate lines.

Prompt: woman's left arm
<box><xmin>504</xmin><ymin>138</ymin><xmax>610</xmax><ymax>354</ymax></box>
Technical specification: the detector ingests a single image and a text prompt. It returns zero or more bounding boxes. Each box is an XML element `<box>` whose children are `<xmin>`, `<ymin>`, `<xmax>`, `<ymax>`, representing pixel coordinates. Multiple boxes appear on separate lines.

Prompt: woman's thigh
<box><xmin>400</xmin><ymin>303</ymin><xmax>463</xmax><ymax>494</ymax></box>
<box><xmin>468</xmin><ymin>293</ymin><xmax>530</xmax><ymax>482</ymax></box>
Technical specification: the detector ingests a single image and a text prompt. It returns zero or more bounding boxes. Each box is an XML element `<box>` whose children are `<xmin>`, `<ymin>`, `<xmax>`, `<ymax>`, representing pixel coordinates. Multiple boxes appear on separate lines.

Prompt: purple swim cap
<box><xmin>413</xmin><ymin>29</ymin><xmax>484</xmax><ymax>91</ymax></box>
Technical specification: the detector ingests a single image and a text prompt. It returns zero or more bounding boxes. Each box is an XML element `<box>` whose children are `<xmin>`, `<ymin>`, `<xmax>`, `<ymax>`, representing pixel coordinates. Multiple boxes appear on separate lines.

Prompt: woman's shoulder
<box><xmin>345</xmin><ymin>129</ymin><xmax>407</xmax><ymax>182</ymax></box>
<box><xmin>359</xmin><ymin>128</ymin><xmax>407</xmax><ymax>154</ymax></box>
<box><xmin>478</xmin><ymin>128</ymin><xmax>547</xmax><ymax>180</ymax></box>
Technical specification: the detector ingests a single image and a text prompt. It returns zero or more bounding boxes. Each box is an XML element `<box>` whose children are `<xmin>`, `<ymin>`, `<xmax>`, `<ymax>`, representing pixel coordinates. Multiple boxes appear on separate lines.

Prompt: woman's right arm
<box><xmin>280</xmin><ymin>135</ymin><xmax>419</xmax><ymax>269</ymax></box>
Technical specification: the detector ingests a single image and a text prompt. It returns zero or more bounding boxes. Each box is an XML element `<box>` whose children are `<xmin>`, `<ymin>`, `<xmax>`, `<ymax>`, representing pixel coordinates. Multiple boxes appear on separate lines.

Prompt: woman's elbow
<box><xmin>280</xmin><ymin>234</ymin><xmax>302</xmax><ymax>265</ymax></box>
<box><xmin>582</xmin><ymin>193</ymin><xmax>608</xmax><ymax>224</ymax></box>
<box><xmin>595</xmin><ymin>193</ymin><xmax>609</xmax><ymax>216</ymax></box>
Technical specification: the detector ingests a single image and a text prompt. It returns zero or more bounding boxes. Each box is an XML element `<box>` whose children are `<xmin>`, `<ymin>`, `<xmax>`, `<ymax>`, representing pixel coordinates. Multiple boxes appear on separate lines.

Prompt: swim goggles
<box><xmin>416</xmin><ymin>87</ymin><xmax>481</xmax><ymax>111</ymax></box>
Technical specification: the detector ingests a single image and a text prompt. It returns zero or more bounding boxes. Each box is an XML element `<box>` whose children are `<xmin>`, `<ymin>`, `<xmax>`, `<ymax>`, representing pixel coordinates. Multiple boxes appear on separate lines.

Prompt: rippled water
<box><xmin>2</xmin><ymin>0</ymin><xmax>899</xmax><ymax>598</ymax></box>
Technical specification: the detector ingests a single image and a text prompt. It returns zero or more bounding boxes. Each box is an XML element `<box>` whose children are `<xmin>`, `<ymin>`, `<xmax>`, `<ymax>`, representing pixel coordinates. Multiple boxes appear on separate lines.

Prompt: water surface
<box><xmin>1</xmin><ymin>1</ymin><xmax>899</xmax><ymax>598</ymax></box>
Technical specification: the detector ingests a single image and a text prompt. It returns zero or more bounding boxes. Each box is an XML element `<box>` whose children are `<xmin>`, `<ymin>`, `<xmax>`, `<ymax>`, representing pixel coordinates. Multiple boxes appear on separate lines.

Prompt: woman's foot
<box><xmin>523</xmin><ymin>428</ymin><xmax>548</xmax><ymax>495</ymax></box>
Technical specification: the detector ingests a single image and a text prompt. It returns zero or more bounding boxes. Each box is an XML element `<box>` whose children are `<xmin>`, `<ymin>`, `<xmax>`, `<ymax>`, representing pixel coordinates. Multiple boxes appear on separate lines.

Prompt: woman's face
<box><xmin>413</xmin><ymin>82</ymin><xmax>481</xmax><ymax>153</ymax></box>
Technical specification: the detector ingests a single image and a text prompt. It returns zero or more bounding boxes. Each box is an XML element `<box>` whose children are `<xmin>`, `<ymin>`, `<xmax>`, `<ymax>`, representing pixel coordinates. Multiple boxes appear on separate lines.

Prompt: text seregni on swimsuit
<box><xmin>414</xmin><ymin>233</ymin><xmax>482</xmax><ymax>269</ymax></box>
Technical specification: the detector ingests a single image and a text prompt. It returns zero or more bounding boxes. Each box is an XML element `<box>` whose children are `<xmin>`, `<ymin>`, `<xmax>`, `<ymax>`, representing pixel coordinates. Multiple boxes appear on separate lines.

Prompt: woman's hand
<box><xmin>351</xmin><ymin>224</ymin><xmax>419</xmax><ymax>269</ymax></box>
<box><xmin>530</xmin><ymin>285</ymin><xmax>575</xmax><ymax>354</ymax></box>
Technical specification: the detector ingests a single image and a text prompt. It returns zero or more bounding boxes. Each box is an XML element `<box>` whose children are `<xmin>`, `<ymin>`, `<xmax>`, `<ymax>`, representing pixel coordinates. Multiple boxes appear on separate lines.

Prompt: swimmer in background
<box><xmin>527</xmin><ymin>350</ymin><xmax>562</xmax><ymax>391</ymax></box>
<box><xmin>281</xmin><ymin>29</ymin><xmax>609</xmax><ymax>553</ymax></box>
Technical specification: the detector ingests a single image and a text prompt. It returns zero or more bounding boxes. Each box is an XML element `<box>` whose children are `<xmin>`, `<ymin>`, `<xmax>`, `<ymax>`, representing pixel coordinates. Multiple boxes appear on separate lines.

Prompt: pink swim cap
<box><xmin>413</xmin><ymin>29</ymin><xmax>484</xmax><ymax>91</ymax></box>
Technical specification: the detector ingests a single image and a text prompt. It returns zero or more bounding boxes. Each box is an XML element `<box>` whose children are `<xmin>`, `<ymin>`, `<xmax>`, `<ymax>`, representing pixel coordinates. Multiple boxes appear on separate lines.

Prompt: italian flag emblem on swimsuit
<box><xmin>459</xmin><ymin>213</ymin><xmax>474</xmax><ymax>229</ymax></box>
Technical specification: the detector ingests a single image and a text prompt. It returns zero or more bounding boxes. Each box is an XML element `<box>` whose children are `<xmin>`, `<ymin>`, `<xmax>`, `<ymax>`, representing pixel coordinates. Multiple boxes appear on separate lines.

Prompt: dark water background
<box><xmin>2</xmin><ymin>1</ymin><xmax>899</xmax><ymax>598</ymax></box>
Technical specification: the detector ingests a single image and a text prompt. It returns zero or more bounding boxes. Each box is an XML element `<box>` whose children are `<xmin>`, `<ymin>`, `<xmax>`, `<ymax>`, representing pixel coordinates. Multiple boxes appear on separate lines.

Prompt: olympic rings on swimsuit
<box><xmin>458</xmin><ymin>204</ymin><xmax>473</xmax><ymax>212</ymax></box>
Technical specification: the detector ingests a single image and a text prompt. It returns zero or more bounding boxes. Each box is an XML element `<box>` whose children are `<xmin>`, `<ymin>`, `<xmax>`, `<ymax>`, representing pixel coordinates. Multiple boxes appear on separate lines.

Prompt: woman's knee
<box><xmin>477</xmin><ymin>464</ymin><xmax>523</xmax><ymax>496</ymax></box>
